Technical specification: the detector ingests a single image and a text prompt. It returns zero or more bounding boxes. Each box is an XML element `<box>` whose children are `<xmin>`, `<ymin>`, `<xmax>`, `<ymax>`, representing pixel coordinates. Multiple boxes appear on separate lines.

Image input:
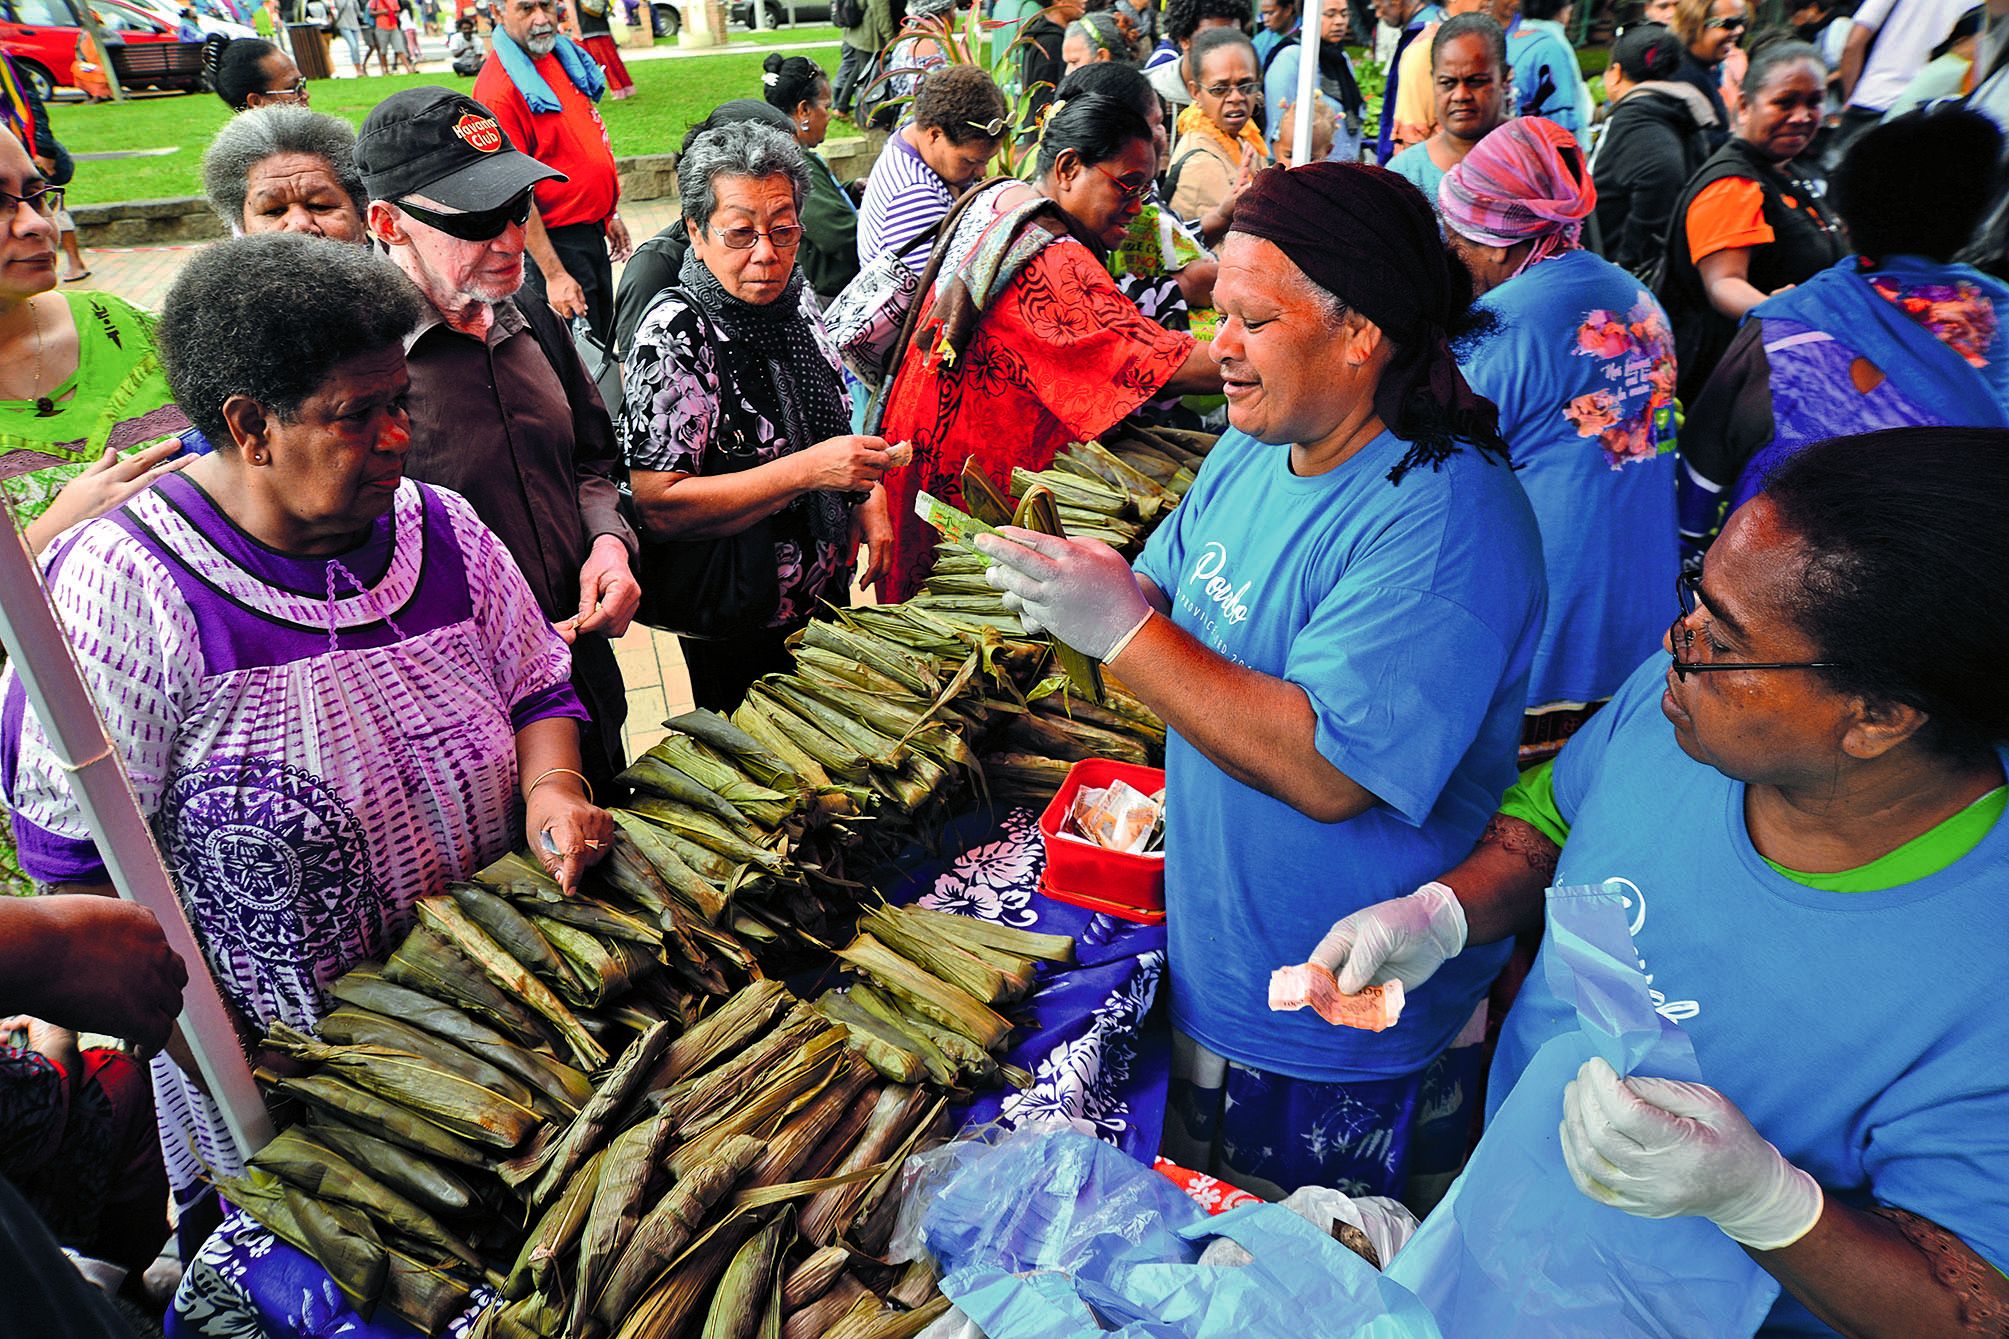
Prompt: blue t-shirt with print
<box><xmin>1134</xmin><ymin>427</ymin><xmax>1545</xmax><ymax>1081</ymax></box>
<box><xmin>1493</xmin><ymin>656</ymin><xmax>2009</xmax><ymax>1338</ymax></box>
<box><xmin>1461</xmin><ymin>248</ymin><xmax>1679</xmax><ymax>706</ymax></box>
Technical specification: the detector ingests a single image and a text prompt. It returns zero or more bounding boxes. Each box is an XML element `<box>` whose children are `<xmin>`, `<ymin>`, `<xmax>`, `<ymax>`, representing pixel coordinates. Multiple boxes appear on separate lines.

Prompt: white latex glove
<box><xmin>975</xmin><ymin>527</ymin><xmax>1152</xmax><ymax>661</ymax></box>
<box><xmin>1560</xmin><ymin>1056</ymin><xmax>1824</xmax><ymax>1251</ymax></box>
<box><xmin>1308</xmin><ymin>881</ymin><xmax>1468</xmax><ymax>994</ymax></box>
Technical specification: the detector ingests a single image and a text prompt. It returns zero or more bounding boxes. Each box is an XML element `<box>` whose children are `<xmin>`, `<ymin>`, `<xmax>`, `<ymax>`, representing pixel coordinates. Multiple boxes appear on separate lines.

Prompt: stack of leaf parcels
<box><xmin>230</xmin><ymin>420</ymin><xmax>1214</xmax><ymax>1333</ymax></box>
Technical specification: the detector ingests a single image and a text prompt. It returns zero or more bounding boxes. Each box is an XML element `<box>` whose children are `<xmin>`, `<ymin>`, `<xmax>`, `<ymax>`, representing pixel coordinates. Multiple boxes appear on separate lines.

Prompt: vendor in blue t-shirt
<box><xmin>979</xmin><ymin>161</ymin><xmax>1547</xmax><ymax>1203</ymax></box>
<box><xmin>1314</xmin><ymin>427</ymin><xmax>2009</xmax><ymax>1336</ymax></box>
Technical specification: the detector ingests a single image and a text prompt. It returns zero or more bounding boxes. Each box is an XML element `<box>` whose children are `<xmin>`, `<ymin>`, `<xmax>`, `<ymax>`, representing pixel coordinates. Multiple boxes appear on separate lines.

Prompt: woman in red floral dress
<box><xmin>876</xmin><ymin>94</ymin><xmax>1223</xmax><ymax>602</ymax></box>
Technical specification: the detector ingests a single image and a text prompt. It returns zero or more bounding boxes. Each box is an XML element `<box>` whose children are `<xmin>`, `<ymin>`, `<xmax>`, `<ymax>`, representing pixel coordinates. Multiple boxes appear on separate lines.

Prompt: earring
<box><xmin>798</xmin><ymin>121</ymin><xmax>808</xmax><ymax>130</ymax></box>
<box><xmin>249</xmin><ymin>451</ymin><xmax>267</xmax><ymax>465</ymax></box>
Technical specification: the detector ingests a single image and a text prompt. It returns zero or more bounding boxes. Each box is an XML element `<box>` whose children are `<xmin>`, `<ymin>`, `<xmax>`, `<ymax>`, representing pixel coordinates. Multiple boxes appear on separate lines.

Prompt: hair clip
<box><xmin>1036</xmin><ymin>96</ymin><xmax>1068</xmax><ymax>144</ymax></box>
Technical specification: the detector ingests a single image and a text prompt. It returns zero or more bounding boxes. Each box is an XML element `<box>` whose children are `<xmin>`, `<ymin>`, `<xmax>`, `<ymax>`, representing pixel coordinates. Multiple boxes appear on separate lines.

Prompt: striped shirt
<box><xmin>859</xmin><ymin>130</ymin><xmax>955</xmax><ymax>272</ymax></box>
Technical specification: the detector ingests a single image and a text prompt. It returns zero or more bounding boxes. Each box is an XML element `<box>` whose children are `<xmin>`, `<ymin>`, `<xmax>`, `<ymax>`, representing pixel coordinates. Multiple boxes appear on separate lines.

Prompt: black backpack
<box><xmin>832</xmin><ymin>0</ymin><xmax>862</xmax><ymax>29</ymax></box>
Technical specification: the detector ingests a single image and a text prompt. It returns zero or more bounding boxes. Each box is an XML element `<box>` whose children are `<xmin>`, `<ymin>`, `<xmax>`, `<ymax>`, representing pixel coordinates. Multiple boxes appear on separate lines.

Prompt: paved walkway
<box><xmin>79</xmin><ymin>194</ymin><xmax>702</xmax><ymax>756</ymax></box>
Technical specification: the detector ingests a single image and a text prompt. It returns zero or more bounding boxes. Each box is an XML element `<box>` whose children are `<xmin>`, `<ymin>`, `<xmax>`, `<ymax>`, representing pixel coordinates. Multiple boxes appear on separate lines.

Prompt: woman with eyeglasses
<box><xmin>620</xmin><ymin>121</ymin><xmax>894</xmax><ymax>709</ymax></box>
<box><xmin>202</xmin><ymin>36</ymin><xmax>309</xmax><ymax>112</ymax></box>
<box><xmin>1669</xmin><ymin>0</ymin><xmax>1746</xmax><ymax>146</ymax></box>
<box><xmin>1660</xmin><ymin>38</ymin><xmax>1844</xmax><ymax>403</ymax></box>
<box><xmin>1169</xmin><ymin>26</ymin><xmax>1270</xmax><ymax>244</ymax></box>
<box><xmin>0</xmin><ymin>132</ymin><xmax>199</xmax><ymax>557</ymax></box>
<box><xmin>761</xmin><ymin>52</ymin><xmax>860</xmax><ymax>302</ymax></box>
<box><xmin>1307</xmin><ymin>425</ymin><xmax>2009</xmax><ymax>1339</ymax></box>
<box><xmin>873</xmin><ymin>93</ymin><xmax>1224</xmax><ymax>602</ymax></box>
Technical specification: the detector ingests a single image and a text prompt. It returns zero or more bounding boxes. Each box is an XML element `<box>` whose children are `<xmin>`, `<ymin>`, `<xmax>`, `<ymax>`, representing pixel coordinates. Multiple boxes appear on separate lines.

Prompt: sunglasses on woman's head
<box><xmin>394</xmin><ymin>192</ymin><xmax>533</xmax><ymax>241</ymax></box>
<box><xmin>965</xmin><ymin>115</ymin><xmax>1011</xmax><ymax>137</ymax></box>
<box><xmin>1705</xmin><ymin>15</ymin><xmax>1747</xmax><ymax>30</ymax></box>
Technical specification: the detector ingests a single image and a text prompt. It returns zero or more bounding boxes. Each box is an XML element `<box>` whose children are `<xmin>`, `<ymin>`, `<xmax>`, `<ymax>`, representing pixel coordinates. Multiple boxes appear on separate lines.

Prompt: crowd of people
<box><xmin>3</xmin><ymin>0</ymin><xmax>2009</xmax><ymax>1333</ymax></box>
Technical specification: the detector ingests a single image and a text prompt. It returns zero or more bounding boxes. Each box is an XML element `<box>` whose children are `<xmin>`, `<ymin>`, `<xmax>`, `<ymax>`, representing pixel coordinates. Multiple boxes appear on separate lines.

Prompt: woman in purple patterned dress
<box><xmin>0</xmin><ymin>234</ymin><xmax>614</xmax><ymax>1215</ymax></box>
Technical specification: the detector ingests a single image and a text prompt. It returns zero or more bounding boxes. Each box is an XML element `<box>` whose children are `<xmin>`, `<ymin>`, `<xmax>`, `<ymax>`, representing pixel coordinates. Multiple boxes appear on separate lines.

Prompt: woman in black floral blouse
<box><xmin>619</xmin><ymin>120</ymin><xmax>896</xmax><ymax>710</ymax></box>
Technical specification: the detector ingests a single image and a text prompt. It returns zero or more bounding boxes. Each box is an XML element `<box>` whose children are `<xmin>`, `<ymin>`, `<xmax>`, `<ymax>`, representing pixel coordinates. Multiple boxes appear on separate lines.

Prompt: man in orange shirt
<box><xmin>474</xmin><ymin>0</ymin><xmax>634</xmax><ymax>346</ymax></box>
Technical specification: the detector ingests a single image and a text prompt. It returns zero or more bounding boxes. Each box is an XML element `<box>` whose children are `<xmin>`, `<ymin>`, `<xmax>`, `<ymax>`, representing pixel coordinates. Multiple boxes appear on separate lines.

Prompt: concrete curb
<box><xmin>70</xmin><ymin>132</ymin><xmax>882</xmax><ymax>248</ymax></box>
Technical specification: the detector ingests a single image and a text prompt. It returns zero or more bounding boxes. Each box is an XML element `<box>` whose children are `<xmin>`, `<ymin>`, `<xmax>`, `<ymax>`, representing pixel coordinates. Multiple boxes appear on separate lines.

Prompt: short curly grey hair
<box><xmin>202</xmin><ymin>106</ymin><xmax>368</xmax><ymax>233</ymax></box>
<box><xmin>677</xmin><ymin>120</ymin><xmax>810</xmax><ymax>235</ymax></box>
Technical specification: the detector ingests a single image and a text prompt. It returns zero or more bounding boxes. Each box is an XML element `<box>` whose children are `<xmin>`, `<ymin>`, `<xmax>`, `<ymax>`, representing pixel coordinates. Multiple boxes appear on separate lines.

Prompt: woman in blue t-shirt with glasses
<box><xmin>1314</xmin><ymin>426</ymin><xmax>2009</xmax><ymax>1337</ymax></box>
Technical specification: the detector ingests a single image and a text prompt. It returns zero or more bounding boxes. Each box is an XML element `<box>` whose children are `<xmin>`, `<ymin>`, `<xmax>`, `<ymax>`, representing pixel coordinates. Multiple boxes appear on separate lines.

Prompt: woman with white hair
<box><xmin>201</xmin><ymin>105</ymin><xmax>369</xmax><ymax>244</ymax></box>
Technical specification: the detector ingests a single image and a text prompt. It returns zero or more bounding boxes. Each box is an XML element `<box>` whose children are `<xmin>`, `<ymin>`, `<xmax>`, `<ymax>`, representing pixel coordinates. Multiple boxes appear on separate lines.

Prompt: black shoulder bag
<box><xmin>630</xmin><ymin>289</ymin><xmax>784</xmax><ymax>641</ymax></box>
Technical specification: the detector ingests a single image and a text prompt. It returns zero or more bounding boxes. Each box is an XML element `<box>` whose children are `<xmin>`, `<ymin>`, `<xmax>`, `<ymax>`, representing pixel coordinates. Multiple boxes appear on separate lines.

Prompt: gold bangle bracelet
<box><xmin>526</xmin><ymin>766</ymin><xmax>594</xmax><ymax>804</ymax></box>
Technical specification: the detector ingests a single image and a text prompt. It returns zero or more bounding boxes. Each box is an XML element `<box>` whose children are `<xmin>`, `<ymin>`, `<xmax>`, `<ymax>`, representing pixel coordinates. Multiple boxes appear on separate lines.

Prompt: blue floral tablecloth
<box><xmin>170</xmin><ymin>806</ymin><xmax>1172</xmax><ymax>1338</ymax></box>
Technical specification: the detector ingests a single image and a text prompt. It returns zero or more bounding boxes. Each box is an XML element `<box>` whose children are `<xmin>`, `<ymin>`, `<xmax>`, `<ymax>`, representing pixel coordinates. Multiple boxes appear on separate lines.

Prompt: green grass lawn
<box><xmin>53</xmin><ymin>37</ymin><xmax>842</xmax><ymax>205</ymax></box>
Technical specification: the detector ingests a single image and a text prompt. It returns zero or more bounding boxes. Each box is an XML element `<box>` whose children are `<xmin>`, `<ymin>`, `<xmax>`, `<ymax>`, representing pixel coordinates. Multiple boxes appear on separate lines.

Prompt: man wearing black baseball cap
<box><xmin>359</xmin><ymin>86</ymin><xmax>640</xmax><ymax>802</ymax></box>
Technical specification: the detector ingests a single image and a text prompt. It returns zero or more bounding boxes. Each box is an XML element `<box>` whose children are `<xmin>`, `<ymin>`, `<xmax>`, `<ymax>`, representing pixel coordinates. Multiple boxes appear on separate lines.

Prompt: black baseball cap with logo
<box><xmin>356</xmin><ymin>87</ymin><xmax>566</xmax><ymax>211</ymax></box>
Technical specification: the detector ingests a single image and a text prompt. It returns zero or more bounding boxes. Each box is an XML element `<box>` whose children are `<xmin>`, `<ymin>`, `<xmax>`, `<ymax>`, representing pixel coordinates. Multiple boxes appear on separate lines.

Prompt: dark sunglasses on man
<box><xmin>394</xmin><ymin>191</ymin><xmax>534</xmax><ymax>241</ymax></box>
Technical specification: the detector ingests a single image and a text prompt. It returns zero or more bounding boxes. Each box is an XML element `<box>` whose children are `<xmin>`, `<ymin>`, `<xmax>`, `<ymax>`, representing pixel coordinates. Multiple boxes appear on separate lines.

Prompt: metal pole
<box><xmin>0</xmin><ymin>507</ymin><xmax>274</xmax><ymax>1164</ymax></box>
<box><xmin>1291</xmin><ymin>6</ymin><xmax>1318</xmax><ymax>165</ymax></box>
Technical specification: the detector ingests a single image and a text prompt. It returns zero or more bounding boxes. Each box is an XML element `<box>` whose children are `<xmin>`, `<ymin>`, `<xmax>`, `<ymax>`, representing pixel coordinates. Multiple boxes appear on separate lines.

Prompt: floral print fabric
<box><xmin>1868</xmin><ymin>273</ymin><xmax>1999</xmax><ymax>369</ymax></box>
<box><xmin>877</xmin><ymin>222</ymin><xmax>1194</xmax><ymax>601</ymax></box>
<box><xmin>619</xmin><ymin>285</ymin><xmax>852</xmax><ymax>627</ymax></box>
<box><xmin>1562</xmin><ymin>294</ymin><xmax>1679</xmax><ymax>468</ymax></box>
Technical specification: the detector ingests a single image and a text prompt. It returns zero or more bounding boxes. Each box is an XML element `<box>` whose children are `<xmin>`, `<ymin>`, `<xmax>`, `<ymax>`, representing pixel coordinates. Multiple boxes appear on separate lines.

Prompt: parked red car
<box><xmin>1</xmin><ymin>0</ymin><xmax>195</xmax><ymax>99</ymax></box>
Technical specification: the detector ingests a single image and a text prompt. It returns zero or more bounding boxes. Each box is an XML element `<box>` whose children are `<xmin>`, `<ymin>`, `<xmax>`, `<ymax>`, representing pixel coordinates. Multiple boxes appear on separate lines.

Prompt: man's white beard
<box><xmin>525</xmin><ymin>26</ymin><xmax>558</xmax><ymax>53</ymax></box>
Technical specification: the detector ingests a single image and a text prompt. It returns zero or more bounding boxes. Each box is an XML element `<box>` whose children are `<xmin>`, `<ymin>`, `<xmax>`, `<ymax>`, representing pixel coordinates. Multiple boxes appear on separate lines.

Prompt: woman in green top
<box><xmin>1</xmin><ymin>134</ymin><xmax>193</xmax><ymax>554</ymax></box>
<box><xmin>1298</xmin><ymin>426</ymin><xmax>2009</xmax><ymax>1336</ymax></box>
<box><xmin>761</xmin><ymin>53</ymin><xmax>861</xmax><ymax>303</ymax></box>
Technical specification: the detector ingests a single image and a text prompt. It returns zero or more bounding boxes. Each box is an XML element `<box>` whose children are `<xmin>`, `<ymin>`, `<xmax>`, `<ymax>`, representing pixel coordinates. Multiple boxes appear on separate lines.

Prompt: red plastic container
<box><xmin>1037</xmin><ymin>758</ymin><xmax>1167</xmax><ymax>923</ymax></box>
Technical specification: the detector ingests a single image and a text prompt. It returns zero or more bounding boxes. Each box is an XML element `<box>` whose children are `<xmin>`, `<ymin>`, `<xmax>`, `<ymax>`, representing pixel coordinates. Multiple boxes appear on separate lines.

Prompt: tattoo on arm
<box><xmin>1480</xmin><ymin>814</ymin><xmax>1561</xmax><ymax>882</ymax></box>
<box><xmin>1868</xmin><ymin>1206</ymin><xmax>2009</xmax><ymax>1336</ymax></box>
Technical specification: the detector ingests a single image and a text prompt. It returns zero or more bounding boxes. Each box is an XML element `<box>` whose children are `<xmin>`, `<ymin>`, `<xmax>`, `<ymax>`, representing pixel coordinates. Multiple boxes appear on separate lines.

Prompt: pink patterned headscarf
<box><xmin>1438</xmin><ymin>117</ymin><xmax>1596</xmax><ymax>277</ymax></box>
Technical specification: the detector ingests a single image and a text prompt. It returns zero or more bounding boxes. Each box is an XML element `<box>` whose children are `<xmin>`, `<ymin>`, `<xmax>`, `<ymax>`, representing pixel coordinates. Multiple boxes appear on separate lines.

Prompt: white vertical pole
<box><xmin>1292</xmin><ymin>5</ymin><xmax>1319</xmax><ymax>165</ymax></box>
<box><xmin>0</xmin><ymin>509</ymin><xmax>275</xmax><ymax>1163</ymax></box>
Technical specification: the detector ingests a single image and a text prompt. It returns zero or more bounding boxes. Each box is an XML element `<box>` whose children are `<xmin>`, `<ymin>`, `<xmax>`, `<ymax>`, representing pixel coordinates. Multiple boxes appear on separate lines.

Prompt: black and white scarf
<box><xmin>677</xmin><ymin>248</ymin><xmax>854</xmax><ymax>545</ymax></box>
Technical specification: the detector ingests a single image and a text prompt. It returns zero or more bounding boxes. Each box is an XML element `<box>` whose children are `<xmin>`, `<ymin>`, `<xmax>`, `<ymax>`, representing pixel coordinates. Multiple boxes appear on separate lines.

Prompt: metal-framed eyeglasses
<box><xmin>1667</xmin><ymin>571</ymin><xmax>1838</xmax><ymax>681</ymax></box>
<box><xmin>714</xmin><ymin>223</ymin><xmax>802</xmax><ymax>250</ymax></box>
<box><xmin>965</xmin><ymin>115</ymin><xmax>1011</xmax><ymax>137</ymax></box>
<box><xmin>2</xmin><ymin>185</ymin><xmax>66</xmax><ymax>218</ymax></box>
<box><xmin>1199</xmin><ymin>78</ymin><xmax>1260</xmax><ymax>99</ymax></box>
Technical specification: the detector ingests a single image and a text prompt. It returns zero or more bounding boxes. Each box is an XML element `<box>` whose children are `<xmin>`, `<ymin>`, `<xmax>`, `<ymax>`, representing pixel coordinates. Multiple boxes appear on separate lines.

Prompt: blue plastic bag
<box><xmin>1385</xmin><ymin>882</ymin><xmax>1780</xmax><ymax>1338</ymax></box>
<box><xmin>921</xmin><ymin>1126</ymin><xmax>1208</xmax><ymax>1283</ymax></box>
<box><xmin>927</xmin><ymin>1129</ymin><xmax>1445</xmax><ymax>1339</ymax></box>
